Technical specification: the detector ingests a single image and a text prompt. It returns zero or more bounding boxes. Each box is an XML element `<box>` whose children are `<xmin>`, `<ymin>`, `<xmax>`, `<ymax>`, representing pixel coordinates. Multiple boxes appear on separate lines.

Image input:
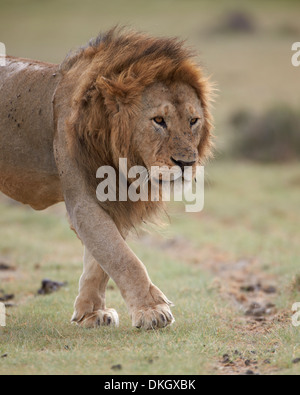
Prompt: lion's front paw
<box><xmin>72</xmin><ymin>308</ymin><xmax>119</xmax><ymax>329</ymax></box>
<box><xmin>132</xmin><ymin>304</ymin><xmax>175</xmax><ymax>330</ymax></box>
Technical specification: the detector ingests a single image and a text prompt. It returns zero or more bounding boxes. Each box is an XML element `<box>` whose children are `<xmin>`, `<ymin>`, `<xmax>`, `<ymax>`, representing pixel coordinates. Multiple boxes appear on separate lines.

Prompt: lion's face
<box><xmin>132</xmin><ymin>82</ymin><xmax>204</xmax><ymax>183</ymax></box>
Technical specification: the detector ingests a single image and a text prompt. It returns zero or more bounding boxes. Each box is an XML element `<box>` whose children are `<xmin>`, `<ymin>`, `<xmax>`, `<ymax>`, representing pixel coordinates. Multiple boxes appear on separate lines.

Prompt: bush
<box><xmin>230</xmin><ymin>105</ymin><xmax>300</xmax><ymax>162</ymax></box>
<box><xmin>212</xmin><ymin>11</ymin><xmax>256</xmax><ymax>35</ymax></box>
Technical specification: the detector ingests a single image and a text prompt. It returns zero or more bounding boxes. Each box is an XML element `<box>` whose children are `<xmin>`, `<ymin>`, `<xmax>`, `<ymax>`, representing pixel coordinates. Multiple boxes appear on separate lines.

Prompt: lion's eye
<box><xmin>190</xmin><ymin>118</ymin><xmax>199</xmax><ymax>127</ymax></box>
<box><xmin>153</xmin><ymin>117</ymin><xmax>167</xmax><ymax>128</ymax></box>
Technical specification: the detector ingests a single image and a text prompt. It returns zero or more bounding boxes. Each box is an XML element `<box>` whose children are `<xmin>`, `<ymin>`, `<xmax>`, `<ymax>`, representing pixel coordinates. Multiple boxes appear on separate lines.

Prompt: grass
<box><xmin>1</xmin><ymin>161</ymin><xmax>300</xmax><ymax>375</ymax></box>
<box><xmin>0</xmin><ymin>191</ymin><xmax>228</xmax><ymax>375</ymax></box>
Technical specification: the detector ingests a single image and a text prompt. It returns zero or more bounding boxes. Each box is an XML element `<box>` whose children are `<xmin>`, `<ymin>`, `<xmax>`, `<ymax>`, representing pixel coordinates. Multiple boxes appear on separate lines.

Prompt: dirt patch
<box><xmin>139</xmin><ymin>233</ymin><xmax>287</xmax><ymax>375</ymax></box>
<box><xmin>218</xmin><ymin>351</ymin><xmax>262</xmax><ymax>375</ymax></box>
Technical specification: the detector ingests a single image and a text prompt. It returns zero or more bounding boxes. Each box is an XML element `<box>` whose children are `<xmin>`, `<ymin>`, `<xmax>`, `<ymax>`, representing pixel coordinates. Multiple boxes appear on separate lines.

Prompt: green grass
<box><xmin>1</xmin><ymin>161</ymin><xmax>300</xmax><ymax>375</ymax></box>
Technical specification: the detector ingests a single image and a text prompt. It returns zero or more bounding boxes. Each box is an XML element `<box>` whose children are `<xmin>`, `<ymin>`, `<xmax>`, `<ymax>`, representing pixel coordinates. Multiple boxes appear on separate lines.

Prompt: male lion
<box><xmin>0</xmin><ymin>28</ymin><xmax>213</xmax><ymax>330</ymax></box>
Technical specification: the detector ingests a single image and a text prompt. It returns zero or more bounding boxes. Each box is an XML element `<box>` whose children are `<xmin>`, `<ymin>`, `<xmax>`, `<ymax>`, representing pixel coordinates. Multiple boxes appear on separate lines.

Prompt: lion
<box><xmin>0</xmin><ymin>28</ymin><xmax>213</xmax><ymax>330</ymax></box>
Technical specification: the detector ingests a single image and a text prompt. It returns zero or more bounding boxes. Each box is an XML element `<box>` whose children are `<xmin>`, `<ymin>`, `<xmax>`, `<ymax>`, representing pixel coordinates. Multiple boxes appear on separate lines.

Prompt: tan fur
<box><xmin>0</xmin><ymin>28</ymin><xmax>213</xmax><ymax>329</ymax></box>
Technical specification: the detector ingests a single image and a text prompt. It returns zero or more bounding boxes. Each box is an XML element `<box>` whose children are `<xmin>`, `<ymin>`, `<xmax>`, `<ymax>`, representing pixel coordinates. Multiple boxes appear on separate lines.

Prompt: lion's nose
<box><xmin>171</xmin><ymin>157</ymin><xmax>196</xmax><ymax>170</ymax></box>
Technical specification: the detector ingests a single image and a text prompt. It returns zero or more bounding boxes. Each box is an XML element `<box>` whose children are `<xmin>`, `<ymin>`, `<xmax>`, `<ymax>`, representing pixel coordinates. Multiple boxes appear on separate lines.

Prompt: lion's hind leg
<box><xmin>72</xmin><ymin>247</ymin><xmax>119</xmax><ymax>328</ymax></box>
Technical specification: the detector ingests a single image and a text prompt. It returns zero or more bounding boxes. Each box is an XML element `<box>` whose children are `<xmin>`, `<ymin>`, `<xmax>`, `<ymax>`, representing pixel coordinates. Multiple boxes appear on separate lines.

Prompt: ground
<box><xmin>1</xmin><ymin>162</ymin><xmax>300</xmax><ymax>375</ymax></box>
<box><xmin>1</xmin><ymin>0</ymin><xmax>300</xmax><ymax>376</ymax></box>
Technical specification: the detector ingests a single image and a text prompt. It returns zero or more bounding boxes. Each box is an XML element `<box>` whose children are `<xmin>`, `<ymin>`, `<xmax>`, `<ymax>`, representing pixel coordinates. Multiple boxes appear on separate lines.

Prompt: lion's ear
<box><xmin>95</xmin><ymin>77</ymin><xmax>118</xmax><ymax>114</ymax></box>
<box><xmin>97</xmin><ymin>76</ymin><xmax>139</xmax><ymax>112</ymax></box>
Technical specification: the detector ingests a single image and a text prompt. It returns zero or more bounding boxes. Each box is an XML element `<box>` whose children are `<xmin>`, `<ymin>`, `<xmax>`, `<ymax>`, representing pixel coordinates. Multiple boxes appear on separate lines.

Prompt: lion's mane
<box><xmin>60</xmin><ymin>27</ymin><xmax>213</xmax><ymax>231</ymax></box>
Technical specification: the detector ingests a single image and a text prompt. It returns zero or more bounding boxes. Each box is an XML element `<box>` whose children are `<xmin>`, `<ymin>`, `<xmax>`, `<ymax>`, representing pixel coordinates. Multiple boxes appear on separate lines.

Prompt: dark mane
<box><xmin>60</xmin><ymin>31</ymin><xmax>109</xmax><ymax>72</ymax></box>
<box><xmin>61</xmin><ymin>27</ymin><xmax>192</xmax><ymax>75</ymax></box>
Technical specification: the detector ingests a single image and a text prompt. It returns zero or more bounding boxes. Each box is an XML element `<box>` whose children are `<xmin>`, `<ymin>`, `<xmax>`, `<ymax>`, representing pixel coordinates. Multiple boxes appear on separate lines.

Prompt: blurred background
<box><xmin>1</xmin><ymin>0</ymin><xmax>300</xmax><ymax>375</ymax></box>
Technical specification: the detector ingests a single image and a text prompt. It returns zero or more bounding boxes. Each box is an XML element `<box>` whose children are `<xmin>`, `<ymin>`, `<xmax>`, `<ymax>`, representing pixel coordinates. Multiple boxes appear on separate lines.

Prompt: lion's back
<box><xmin>0</xmin><ymin>57</ymin><xmax>64</xmax><ymax>209</ymax></box>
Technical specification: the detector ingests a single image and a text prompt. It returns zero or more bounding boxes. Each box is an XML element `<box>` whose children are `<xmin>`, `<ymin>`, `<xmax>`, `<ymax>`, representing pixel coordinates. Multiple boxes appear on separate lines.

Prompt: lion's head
<box><xmin>130</xmin><ymin>81</ymin><xmax>207</xmax><ymax>184</ymax></box>
<box><xmin>61</xmin><ymin>28</ymin><xmax>214</xmax><ymax>231</ymax></box>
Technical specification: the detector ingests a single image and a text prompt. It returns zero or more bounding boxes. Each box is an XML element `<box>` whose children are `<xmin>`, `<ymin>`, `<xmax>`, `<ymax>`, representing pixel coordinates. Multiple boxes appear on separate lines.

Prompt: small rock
<box><xmin>0</xmin><ymin>263</ymin><xmax>15</xmax><ymax>271</ymax></box>
<box><xmin>250</xmin><ymin>302</ymin><xmax>261</xmax><ymax>309</ymax></box>
<box><xmin>222</xmin><ymin>354</ymin><xmax>230</xmax><ymax>363</ymax></box>
<box><xmin>0</xmin><ymin>264</ymin><xmax>9</xmax><ymax>271</ymax></box>
<box><xmin>0</xmin><ymin>291</ymin><xmax>15</xmax><ymax>303</ymax></box>
<box><xmin>254</xmin><ymin>317</ymin><xmax>266</xmax><ymax>322</ymax></box>
<box><xmin>246</xmin><ymin>307</ymin><xmax>266</xmax><ymax>317</ymax></box>
<box><xmin>111</xmin><ymin>364</ymin><xmax>122</xmax><ymax>371</ymax></box>
<box><xmin>241</xmin><ymin>283</ymin><xmax>261</xmax><ymax>293</ymax></box>
<box><xmin>263</xmin><ymin>286</ymin><xmax>277</xmax><ymax>294</ymax></box>
<box><xmin>266</xmin><ymin>303</ymin><xmax>276</xmax><ymax>309</ymax></box>
<box><xmin>222</xmin><ymin>354</ymin><xmax>234</xmax><ymax>365</ymax></box>
<box><xmin>241</xmin><ymin>285</ymin><xmax>255</xmax><ymax>293</ymax></box>
<box><xmin>37</xmin><ymin>279</ymin><xmax>67</xmax><ymax>295</ymax></box>
<box><xmin>4</xmin><ymin>303</ymin><xmax>16</xmax><ymax>308</ymax></box>
<box><xmin>292</xmin><ymin>358</ymin><xmax>300</xmax><ymax>364</ymax></box>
